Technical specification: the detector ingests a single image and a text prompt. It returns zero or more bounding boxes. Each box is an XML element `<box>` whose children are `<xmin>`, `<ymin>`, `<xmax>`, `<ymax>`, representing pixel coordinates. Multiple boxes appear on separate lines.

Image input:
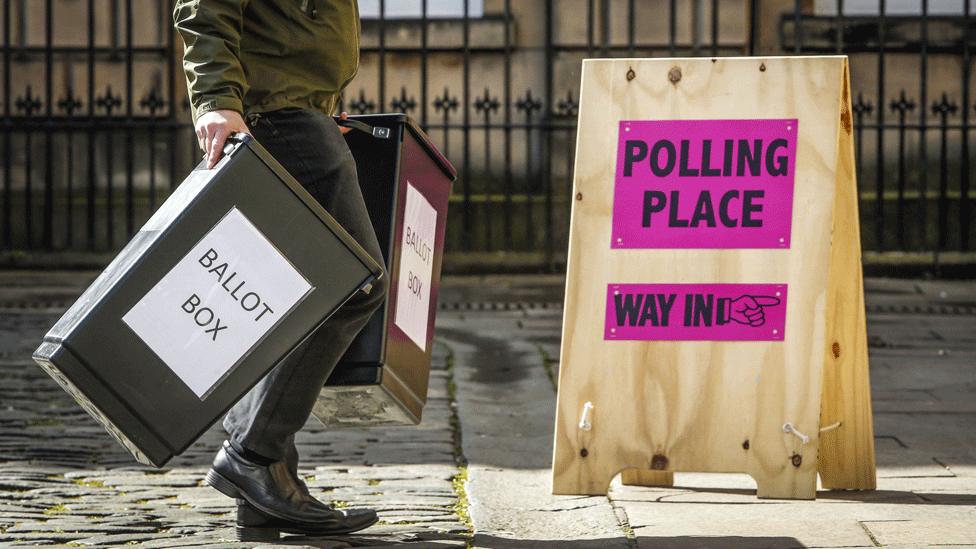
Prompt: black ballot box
<box><xmin>33</xmin><ymin>134</ymin><xmax>383</xmax><ymax>467</ymax></box>
<box><xmin>316</xmin><ymin>114</ymin><xmax>455</xmax><ymax>428</ymax></box>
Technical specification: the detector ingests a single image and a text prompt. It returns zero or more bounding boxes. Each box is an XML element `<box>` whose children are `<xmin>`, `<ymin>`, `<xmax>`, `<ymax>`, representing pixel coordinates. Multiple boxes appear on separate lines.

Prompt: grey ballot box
<box><xmin>32</xmin><ymin>134</ymin><xmax>383</xmax><ymax>468</ymax></box>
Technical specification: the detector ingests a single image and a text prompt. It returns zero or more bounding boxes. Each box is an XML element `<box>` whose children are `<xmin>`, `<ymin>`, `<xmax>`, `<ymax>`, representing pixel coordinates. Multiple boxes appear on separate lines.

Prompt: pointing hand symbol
<box><xmin>727</xmin><ymin>295</ymin><xmax>781</xmax><ymax>327</ymax></box>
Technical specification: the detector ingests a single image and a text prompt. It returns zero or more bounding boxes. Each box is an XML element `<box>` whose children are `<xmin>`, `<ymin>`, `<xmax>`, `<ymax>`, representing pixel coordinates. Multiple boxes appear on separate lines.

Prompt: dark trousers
<box><xmin>223</xmin><ymin>108</ymin><xmax>388</xmax><ymax>460</ymax></box>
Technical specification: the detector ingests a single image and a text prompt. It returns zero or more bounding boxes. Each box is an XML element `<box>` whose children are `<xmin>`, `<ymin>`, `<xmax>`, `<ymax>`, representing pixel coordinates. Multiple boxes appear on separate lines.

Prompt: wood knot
<box><xmin>580</xmin><ymin>448</ymin><xmax>589</xmax><ymax>458</ymax></box>
<box><xmin>575</xmin><ymin>192</ymin><xmax>583</xmax><ymax>201</ymax></box>
<box><xmin>840</xmin><ymin>105</ymin><xmax>853</xmax><ymax>135</ymax></box>
<box><xmin>840</xmin><ymin>76</ymin><xmax>852</xmax><ymax>135</ymax></box>
<box><xmin>791</xmin><ymin>453</ymin><xmax>802</xmax><ymax>467</ymax></box>
<box><xmin>832</xmin><ymin>342</ymin><xmax>841</xmax><ymax>358</ymax></box>
<box><xmin>626</xmin><ymin>67</ymin><xmax>636</xmax><ymax>81</ymax></box>
<box><xmin>667</xmin><ymin>66</ymin><xmax>682</xmax><ymax>85</ymax></box>
<box><xmin>759</xmin><ymin>62</ymin><xmax>766</xmax><ymax>72</ymax></box>
<box><xmin>742</xmin><ymin>439</ymin><xmax>750</xmax><ymax>450</ymax></box>
<box><xmin>650</xmin><ymin>454</ymin><xmax>669</xmax><ymax>470</ymax></box>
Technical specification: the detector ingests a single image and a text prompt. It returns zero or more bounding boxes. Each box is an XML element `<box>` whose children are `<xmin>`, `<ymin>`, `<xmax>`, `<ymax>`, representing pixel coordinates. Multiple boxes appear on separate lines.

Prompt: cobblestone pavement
<box><xmin>0</xmin><ymin>272</ymin><xmax>469</xmax><ymax>548</ymax></box>
<box><xmin>2</xmin><ymin>272</ymin><xmax>976</xmax><ymax>548</ymax></box>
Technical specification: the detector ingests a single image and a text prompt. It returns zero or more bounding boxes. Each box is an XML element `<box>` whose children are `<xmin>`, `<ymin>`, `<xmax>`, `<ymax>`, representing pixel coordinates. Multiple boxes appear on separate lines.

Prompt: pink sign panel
<box><xmin>605</xmin><ymin>283</ymin><xmax>788</xmax><ymax>341</ymax></box>
<box><xmin>611</xmin><ymin>119</ymin><xmax>797</xmax><ymax>249</ymax></box>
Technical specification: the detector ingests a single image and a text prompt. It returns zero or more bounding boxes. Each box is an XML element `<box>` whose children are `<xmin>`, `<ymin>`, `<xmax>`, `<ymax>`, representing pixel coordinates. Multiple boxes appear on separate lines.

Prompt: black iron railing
<box><xmin>783</xmin><ymin>2</ymin><xmax>975</xmax><ymax>255</ymax></box>
<box><xmin>1</xmin><ymin>0</ymin><xmax>973</xmax><ymax>271</ymax></box>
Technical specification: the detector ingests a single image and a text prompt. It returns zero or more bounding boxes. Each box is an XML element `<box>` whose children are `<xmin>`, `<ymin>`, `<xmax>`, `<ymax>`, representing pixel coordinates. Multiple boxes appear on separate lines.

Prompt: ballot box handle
<box><xmin>222</xmin><ymin>132</ymin><xmax>252</xmax><ymax>156</ymax></box>
<box><xmin>198</xmin><ymin>133</ymin><xmax>251</xmax><ymax>163</ymax></box>
<box><xmin>336</xmin><ymin>119</ymin><xmax>391</xmax><ymax>140</ymax></box>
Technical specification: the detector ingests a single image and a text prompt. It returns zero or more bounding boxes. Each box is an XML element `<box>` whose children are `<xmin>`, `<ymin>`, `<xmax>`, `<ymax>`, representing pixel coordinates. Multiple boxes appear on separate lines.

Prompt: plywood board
<box><xmin>620</xmin><ymin>469</ymin><xmax>674</xmax><ymax>487</ymax></box>
<box><xmin>552</xmin><ymin>56</ymin><xmax>874</xmax><ymax>500</ymax></box>
<box><xmin>817</xmin><ymin>63</ymin><xmax>877</xmax><ymax>491</ymax></box>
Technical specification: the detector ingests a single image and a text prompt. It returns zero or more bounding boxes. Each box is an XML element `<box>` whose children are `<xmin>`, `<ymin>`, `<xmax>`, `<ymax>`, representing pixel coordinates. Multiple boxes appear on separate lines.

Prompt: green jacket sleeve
<box><xmin>173</xmin><ymin>0</ymin><xmax>250</xmax><ymax>123</ymax></box>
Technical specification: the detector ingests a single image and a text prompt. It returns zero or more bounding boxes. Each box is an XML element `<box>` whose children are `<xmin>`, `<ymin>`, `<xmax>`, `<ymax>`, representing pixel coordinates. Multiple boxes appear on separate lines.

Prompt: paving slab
<box><xmin>439</xmin><ymin>311</ymin><xmax>631</xmax><ymax>548</ymax></box>
<box><xmin>862</xmin><ymin>519</ymin><xmax>976</xmax><ymax>546</ymax></box>
<box><xmin>605</xmin><ymin>277</ymin><xmax>976</xmax><ymax>548</ymax></box>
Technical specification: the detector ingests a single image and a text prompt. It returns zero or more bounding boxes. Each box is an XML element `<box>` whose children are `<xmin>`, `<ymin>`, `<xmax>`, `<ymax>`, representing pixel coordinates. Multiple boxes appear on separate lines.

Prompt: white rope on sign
<box><xmin>819</xmin><ymin>421</ymin><xmax>842</xmax><ymax>433</ymax></box>
<box><xmin>782</xmin><ymin>422</ymin><xmax>810</xmax><ymax>445</ymax></box>
<box><xmin>579</xmin><ymin>401</ymin><xmax>594</xmax><ymax>431</ymax></box>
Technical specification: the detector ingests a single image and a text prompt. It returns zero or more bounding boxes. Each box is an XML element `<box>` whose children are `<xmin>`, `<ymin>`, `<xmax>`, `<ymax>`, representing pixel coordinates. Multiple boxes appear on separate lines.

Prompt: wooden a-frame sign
<box><xmin>552</xmin><ymin>56</ymin><xmax>875</xmax><ymax>500</ymax></box>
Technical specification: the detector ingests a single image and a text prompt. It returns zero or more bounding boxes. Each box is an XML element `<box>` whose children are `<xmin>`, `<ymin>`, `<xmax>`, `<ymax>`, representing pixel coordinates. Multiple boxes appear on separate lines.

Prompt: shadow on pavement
<box><xmin>817</xmin><ymin>488</ymin><xmax>976</xmax><ymax>505</ymax></box>
<box><xmin>472</xmin><ymin>535</ymin><xmax>807</xmax><ymax>548</ymax></box>
<box><xmin>262</xmin><ymin>532</ymin><xmax>469</xmax><ymax>547</ymax></box>
<box><xmin>613</xmin><ymin>485</ymin><xmax>976</xmax><ymax>506</ymax></box>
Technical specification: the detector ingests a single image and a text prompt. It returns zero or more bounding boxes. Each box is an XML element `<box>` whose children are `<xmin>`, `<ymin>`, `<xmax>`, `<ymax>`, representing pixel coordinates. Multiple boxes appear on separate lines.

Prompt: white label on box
<box><xmin>394</xmin><ymin>182</ymin><xmax>437</xmax><ymax>351</ymax></box>
<box><xmin>123</xmin><ymin>207</ymin><xmax>313</xmax><ymax>398</ymax></box>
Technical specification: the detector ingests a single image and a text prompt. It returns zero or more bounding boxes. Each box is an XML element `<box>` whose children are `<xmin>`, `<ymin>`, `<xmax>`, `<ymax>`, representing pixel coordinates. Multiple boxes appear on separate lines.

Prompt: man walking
<box><xmin>174</xmin><ymin>0</ymin><xmax>387</xmax><ymax>541</ymax></box>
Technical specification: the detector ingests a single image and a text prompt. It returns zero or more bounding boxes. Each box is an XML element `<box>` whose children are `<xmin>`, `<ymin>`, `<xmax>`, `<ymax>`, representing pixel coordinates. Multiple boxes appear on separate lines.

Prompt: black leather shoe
<box><xmin>235</xmin><ymin>498</ymin><xmax>379</xmax><ymax>541</ymax></box>
<box><xmin>207</xmin><ymin>441</ymin><xmax>377</xmax><ymax>534</ymax></box>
